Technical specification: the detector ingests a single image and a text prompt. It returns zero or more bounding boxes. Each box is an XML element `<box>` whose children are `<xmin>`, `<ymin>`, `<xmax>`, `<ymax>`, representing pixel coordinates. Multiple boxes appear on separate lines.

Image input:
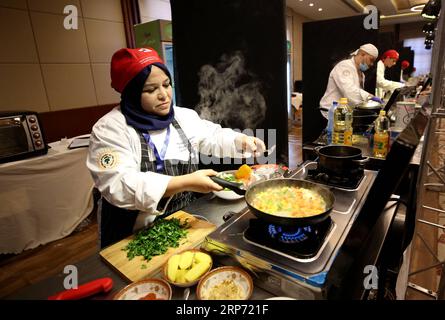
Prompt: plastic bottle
<box><xmin>332</xmin><ymin>98</ymin><xmax>353</xmax><ymax>145</ymax></box>
<box><xmin>373</xmin><ymin>110</ymin><xmax>390</xmax><ymax>158</ymax></box>
<box><xmin>327</xmin><ymin>101</ymin><xmax>338</xmax><ymax>144</ymax></box>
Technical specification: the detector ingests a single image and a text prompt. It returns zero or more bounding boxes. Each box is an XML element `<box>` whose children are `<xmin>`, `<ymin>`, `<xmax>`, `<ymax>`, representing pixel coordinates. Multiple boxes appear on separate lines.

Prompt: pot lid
<box><xmin>356</xmin><ymin>100</ymin><xmax>382</xmax><ymax>110</ymax></box>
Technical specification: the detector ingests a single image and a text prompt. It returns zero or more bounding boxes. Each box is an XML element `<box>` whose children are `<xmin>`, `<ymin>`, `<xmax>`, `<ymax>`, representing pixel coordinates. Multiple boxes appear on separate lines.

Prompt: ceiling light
<box><xmin>318</xmin><ymin>8</ymin><xmax>323</xmax><ymax>11</ymax></box>
<box><xmin>309</xmin><ymin>3</ymin><xmax>314</xmax><ymax>6</ymax></box>
<box><xmin>421</xmin><ymin>0</ymin><xmax>441</xmax><ymax>20</ymax></box>
<box><xmin>411</xmin><ymin>4</ymin><xmax>426</xmax><ymax>12</ymax></box>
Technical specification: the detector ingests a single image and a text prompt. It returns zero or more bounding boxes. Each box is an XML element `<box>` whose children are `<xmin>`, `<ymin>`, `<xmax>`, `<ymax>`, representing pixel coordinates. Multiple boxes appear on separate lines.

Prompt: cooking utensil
<box><xmin>352</xmin><ymin>109</ymin><xmax>379</xmax><ymax>133</ymax></box>
<box><xmin>245</xmin><ymin>179</ymin><xmax>335</xmax><ymax>226</ymax></box>
<box><xmin>315</xmin><ymin>145</ymin><xmax>368</xmax><ymax>175</ymax></box>
<box><xmin>183</xmin><ymin>287</ymin><xmax>191</xmax><ymax>300</ymax></box>
<box><xmin>210</xmin><ymin>176</ymin><xmax>246</xmax><ymax>195</ymax></box>
<box><xmin>48</xmin><ymin>277</ymin><xmax>113</xmax><ymax>300</ymax></box>
<box><xmin>211</xmin><ymin>170</ymin><xmax>255</xmax><ymax>200</ymax></box>
<box><xmin>356</xmin><ymin>100</ymin><xmax>383</xmax><ymax>110</ymax></box>
<box><xmin>211</xmin><ymin>177</ymin><xmax>335</xmax><ymax>226</ymax></box>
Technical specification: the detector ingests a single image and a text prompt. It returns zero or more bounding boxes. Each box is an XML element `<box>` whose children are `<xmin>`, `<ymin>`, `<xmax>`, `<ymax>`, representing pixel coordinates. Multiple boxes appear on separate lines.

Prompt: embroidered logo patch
<box><xmin>98</xmin><ymin>151</ymin><xmax>118</xmax><ymax>169</ymax></box>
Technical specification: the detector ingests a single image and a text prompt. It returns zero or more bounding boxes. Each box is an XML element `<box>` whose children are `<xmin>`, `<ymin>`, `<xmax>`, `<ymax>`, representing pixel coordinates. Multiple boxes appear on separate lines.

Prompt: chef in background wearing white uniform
<box><xmin>319</xmin><ymin>43</ymin><xmax>382</xmax><ymax>119</ymax></box>
<box><xmin>376</xmin><ymin>49</ymin><xmax>404</xmax><ymax>99</ymax></box>
<box><xmin>87</xmin><ymin>48</ymin><xmax>266</xmax><ymax>248</ymax></box>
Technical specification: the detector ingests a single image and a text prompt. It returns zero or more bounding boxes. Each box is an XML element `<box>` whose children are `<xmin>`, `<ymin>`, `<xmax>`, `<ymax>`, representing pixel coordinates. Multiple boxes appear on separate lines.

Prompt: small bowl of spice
<box><xmin>113</xmin><ymin>278</ymin><xmax>172</xmax><ymax>300</ymax></box>
<box><xmin>196</xmin><ymin>266</ymin><xmax>253</xmax><ymax>300</ymax></box>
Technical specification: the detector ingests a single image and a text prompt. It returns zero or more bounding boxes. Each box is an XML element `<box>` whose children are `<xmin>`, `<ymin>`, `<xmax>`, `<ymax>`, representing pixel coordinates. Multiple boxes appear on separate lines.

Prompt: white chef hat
<box><xmin>351</xmin><ymin>43</ymin><xmax>379</xmax><ymax>58</ymax></box>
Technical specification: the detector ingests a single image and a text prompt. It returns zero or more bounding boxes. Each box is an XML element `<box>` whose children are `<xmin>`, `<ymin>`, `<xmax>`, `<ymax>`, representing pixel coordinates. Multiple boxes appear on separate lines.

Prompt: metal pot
<box><xmin>315</xmin><ymin>145</ymin><xmax>368</xmax><ymax>175</ymax></box>
<box><xmin>356</xmin><ymin>100</ymin><xmax>383</xmax><ymax>111</ymax></box>
<box><xmin>352</xmin><ymin>109</ymin><xmax>379</xmax><ymax>133</ymax></box>
<box><xmin>210</xmin><ymin>177</ymin><xmax>335</xmax><ymax>226</ymax></box>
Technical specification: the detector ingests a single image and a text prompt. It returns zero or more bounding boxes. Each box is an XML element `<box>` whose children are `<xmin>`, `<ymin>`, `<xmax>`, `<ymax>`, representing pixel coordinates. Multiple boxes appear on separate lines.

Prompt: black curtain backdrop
<box><xmin>170</xmin><ymin>0</ymin><xmax>288</xmax><ymax>167</ymax></box>
<box><xmin>302</xmin><ymin>15</ymin><xmax>379</xmax><ymax>144</ymax></box>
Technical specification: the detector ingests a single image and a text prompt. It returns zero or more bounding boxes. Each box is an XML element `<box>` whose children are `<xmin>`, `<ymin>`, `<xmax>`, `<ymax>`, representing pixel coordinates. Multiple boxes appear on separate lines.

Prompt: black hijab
<box><xmin>120</xmin><ymin>63</ymin><xmax>174</xmax><ymax>131</ymax></box>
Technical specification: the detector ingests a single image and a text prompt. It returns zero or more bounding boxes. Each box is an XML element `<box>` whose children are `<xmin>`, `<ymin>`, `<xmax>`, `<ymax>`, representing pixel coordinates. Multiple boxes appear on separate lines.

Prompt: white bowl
<box><xmin>196</xmin><ymin>266</ymin><xmax>253</xmax><ymax>300</ymax></box>
<box><xmin>212</xmin><ymin>170</ymin><xmax>258</xmax><ymax>201</ymax></box>
<box><xmin>113</xmin><ymin>279</ymin><xmax>172</xmax><ymax>300</ymax></box>
<box><xmin>212</xmin><ymin>189</ymin><xmax>244</xmax><ymax>200</ymax></box>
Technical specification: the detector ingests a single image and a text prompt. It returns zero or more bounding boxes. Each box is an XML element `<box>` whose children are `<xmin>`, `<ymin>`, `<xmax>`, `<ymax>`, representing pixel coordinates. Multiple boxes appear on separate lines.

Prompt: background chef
<box><xmin>375</xmin><ymin>49</ymin><xmax>404</xmax><ymax>99</ymax></box>
<box><xmin>319</xmin><ymin>43</ymin><xmax>382</xmax><ymax>119</ymax></box>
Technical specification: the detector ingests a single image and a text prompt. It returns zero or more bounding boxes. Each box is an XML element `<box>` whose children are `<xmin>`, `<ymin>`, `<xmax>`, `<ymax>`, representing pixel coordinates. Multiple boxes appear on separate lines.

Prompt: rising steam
<box><xmin>195</xmin><ymin>51</ymin><xmax>266</xmax><ymax>129</ymax></box>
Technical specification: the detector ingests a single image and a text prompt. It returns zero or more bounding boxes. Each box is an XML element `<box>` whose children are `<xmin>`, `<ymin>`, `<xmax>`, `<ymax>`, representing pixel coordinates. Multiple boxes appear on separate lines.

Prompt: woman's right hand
<box><xmin>165</xmin><ymin>169</ymin><xmax>223</xmax><ymax>196</ymax></box>
<box><xmin>184</xmin><ymin>169</ymin><xmax>223</xmax><ymax>193</ymax></box>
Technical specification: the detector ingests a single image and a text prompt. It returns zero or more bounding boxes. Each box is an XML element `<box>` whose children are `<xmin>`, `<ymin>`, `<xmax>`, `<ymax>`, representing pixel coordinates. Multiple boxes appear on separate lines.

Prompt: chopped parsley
<box><xmin>123</xmin><ymin>218</ymin><xmax>189</xmax><ymax>262</ymax></box>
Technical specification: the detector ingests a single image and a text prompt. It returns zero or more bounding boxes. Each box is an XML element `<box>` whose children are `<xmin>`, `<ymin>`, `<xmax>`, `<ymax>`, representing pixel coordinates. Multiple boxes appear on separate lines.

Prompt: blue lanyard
<box><xmin>142</xmin><ymin>126</ymin><xmax>171</xmax><ymax>173</ymax></box>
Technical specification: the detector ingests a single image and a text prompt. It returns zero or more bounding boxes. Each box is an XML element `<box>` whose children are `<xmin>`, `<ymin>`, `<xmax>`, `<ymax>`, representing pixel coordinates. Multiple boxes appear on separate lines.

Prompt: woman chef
<box><xmin>376</xmin><ymin>49</ymin><xmax>404</xmax><ymax>99</ymax></box>
<box><xmin>87</xmin><ymin>48</ymin><xmax>266</xmax><ymax>247</ymax></box>
<box><xmin>319</xmin><ymin>43</ymin><xmax>382</xmax><ymax>119</ymax></box>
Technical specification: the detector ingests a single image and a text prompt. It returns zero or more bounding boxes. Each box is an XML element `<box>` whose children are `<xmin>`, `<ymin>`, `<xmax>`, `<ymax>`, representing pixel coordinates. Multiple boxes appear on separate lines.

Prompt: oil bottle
<box><xmin>332</xmin><ymin>97</ymin><xmax>353</xmax><ymax>145</ymax></box>
<box><xmin>373</xmin><ymin>110</ymin><xmax>390</xmax><ymax>158</ymax></box>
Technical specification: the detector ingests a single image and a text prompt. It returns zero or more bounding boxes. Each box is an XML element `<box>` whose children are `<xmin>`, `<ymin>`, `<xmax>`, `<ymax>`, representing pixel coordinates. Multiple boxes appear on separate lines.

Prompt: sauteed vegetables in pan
<box><xmin>250</xmin><ymin>186</ymin><xmax>327</xmax><ymax>218</ymax></box>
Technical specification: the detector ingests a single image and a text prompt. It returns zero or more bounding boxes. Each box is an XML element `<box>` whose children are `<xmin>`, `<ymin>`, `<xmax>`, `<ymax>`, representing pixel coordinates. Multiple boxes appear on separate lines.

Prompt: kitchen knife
<box><xmin>48</xmin><ymin>277</ymin><xmax>113</xmax><ymax>300</ymax></box>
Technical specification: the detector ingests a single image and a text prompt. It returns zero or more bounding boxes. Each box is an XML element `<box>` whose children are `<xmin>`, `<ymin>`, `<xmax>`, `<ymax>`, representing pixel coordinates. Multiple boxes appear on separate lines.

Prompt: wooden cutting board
<box><xmin>99</xmin><ymin>210</ymin><xmax>216</xmax><ymax>282</ymax></box>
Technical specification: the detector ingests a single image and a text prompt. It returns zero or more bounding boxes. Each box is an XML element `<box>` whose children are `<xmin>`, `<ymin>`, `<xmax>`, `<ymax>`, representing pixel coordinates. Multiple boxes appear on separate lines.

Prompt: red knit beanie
<box><xmin>381</xmin><ymin>49</ymin><xmax>400</xmax><ymax>61</ymax></box>
<box><xmin>110</xmin><ymin>48</ymin><xmax>164</xmax><ymax>93</ymax></box>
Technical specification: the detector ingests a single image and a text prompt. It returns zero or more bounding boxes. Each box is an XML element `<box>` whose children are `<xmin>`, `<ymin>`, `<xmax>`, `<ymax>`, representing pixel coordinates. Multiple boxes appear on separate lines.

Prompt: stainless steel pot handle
<box><xmin>352</xmin><ymin>157</ymin><xmax>369</xmax><ymax>165</ymax></box>
<box><xmin>314</xmin><ymin>146</ymin><xmax>323</xmax><ymax>153</ymax></box>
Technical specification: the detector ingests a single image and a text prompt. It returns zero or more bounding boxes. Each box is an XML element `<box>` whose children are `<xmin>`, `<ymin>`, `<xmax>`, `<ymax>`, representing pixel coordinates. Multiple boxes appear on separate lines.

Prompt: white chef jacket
<box><xmin>87</xmin><ymin>105</ymin><xmax>244</xmax><ymax>228</ymax></box>
<box><xmin>376</xmin><ymin>60</ymin><xmax>404</xmax><ymax>99</ymax></box>
<box><xmin>319</xmin><ymin>57</ymin><xmax>372</xmax><ymax>119</ymax></box>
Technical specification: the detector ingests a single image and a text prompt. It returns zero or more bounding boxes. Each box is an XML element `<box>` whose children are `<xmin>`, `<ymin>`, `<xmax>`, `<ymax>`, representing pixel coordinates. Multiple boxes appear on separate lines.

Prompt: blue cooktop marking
<box><xmin>307</xmin><ymin>272</ymin><xmax>328</xmax><ymax>287</ymax></box>
<box><xmin>271</xmin><ymin>265</ymin><xmax>328</xmax><ymax>288</ymax></box>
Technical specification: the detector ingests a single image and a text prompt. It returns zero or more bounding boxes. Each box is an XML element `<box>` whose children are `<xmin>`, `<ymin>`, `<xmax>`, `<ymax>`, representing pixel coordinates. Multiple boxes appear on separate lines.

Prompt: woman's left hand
<box><xmin>235</xmin><ymin>135</ymin><xmax>266</xmax><ymax>157</ymax></box>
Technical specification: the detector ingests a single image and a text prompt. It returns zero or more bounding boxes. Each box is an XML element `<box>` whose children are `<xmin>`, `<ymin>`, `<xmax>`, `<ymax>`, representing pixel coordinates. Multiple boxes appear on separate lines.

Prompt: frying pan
<box><xmin>210</xmin><ymin>177</ymin><xmax>335</xmax><ymax>226</ymax></box>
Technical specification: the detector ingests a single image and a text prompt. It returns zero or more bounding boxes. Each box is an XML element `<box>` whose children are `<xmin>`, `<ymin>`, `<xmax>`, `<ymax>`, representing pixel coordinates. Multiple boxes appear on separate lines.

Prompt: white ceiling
<box><xmin>285</xmin><ymin>0</ymin><xmax>429</xmax><ymax>24</ymax></box>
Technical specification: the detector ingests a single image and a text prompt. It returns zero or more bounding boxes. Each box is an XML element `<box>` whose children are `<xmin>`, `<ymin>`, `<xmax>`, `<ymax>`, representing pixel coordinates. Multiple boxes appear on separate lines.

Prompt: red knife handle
<box><xmin>48</xmin><ymin>277</ymin><xmax>113</xmax><ymax>300</ymax></box>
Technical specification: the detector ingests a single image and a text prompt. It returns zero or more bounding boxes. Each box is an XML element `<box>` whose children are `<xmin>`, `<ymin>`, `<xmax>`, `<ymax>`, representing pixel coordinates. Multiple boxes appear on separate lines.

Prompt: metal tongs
<box><xmin>210</xmin><ymin>176</ymin><xmax>246</xmax><ymax>195</ymax></box>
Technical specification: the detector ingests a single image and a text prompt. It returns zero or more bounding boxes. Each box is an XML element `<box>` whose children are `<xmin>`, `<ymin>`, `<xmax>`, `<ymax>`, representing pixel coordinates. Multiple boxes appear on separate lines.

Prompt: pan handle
<box><xmin>352</xmin><ymin>157</ymin><xmax>369</xmax><ymax>165</ymax></box>
<box><xmin>210</xmin><ymin>176</ymin><xmax>246</xmax><ymax>195</ymax></box>
<box><xmin>314</xmin><ymin>146</ymin><xmax>323</xmax><ymax>154</ymax></box>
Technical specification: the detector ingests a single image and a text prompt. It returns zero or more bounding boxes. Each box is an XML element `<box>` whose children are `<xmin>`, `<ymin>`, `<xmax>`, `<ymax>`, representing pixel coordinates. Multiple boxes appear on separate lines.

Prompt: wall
<box><xmin>286</xmin><ymin>7</ymin><xmax>311</xmax><ymax>82</ymax></box>
<box><xmin>378</xmin><ymin>21</ymin><xmax>425</xmax><ymax>41</ymax></box>
<box><xmin>399</xmin><ymin>21</ymin><xmax>425</xmax><ymax>40</ymax></box>
<box><xmin>0</xmin><ymin>0</ymin><xmax>126</xmax><ymax>114</ymax></box>
<box><xmin>138</xmin><ymin>0</ymin><xmax>171</xmax><ymax>23</ymax></box>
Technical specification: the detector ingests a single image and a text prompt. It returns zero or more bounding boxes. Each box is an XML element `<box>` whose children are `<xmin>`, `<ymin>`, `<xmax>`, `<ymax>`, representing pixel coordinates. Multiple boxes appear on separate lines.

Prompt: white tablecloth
<box><xmin>0</xmin><ymin>139</ymin><xmax>94</xmax><ymax>254</ymax></box>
